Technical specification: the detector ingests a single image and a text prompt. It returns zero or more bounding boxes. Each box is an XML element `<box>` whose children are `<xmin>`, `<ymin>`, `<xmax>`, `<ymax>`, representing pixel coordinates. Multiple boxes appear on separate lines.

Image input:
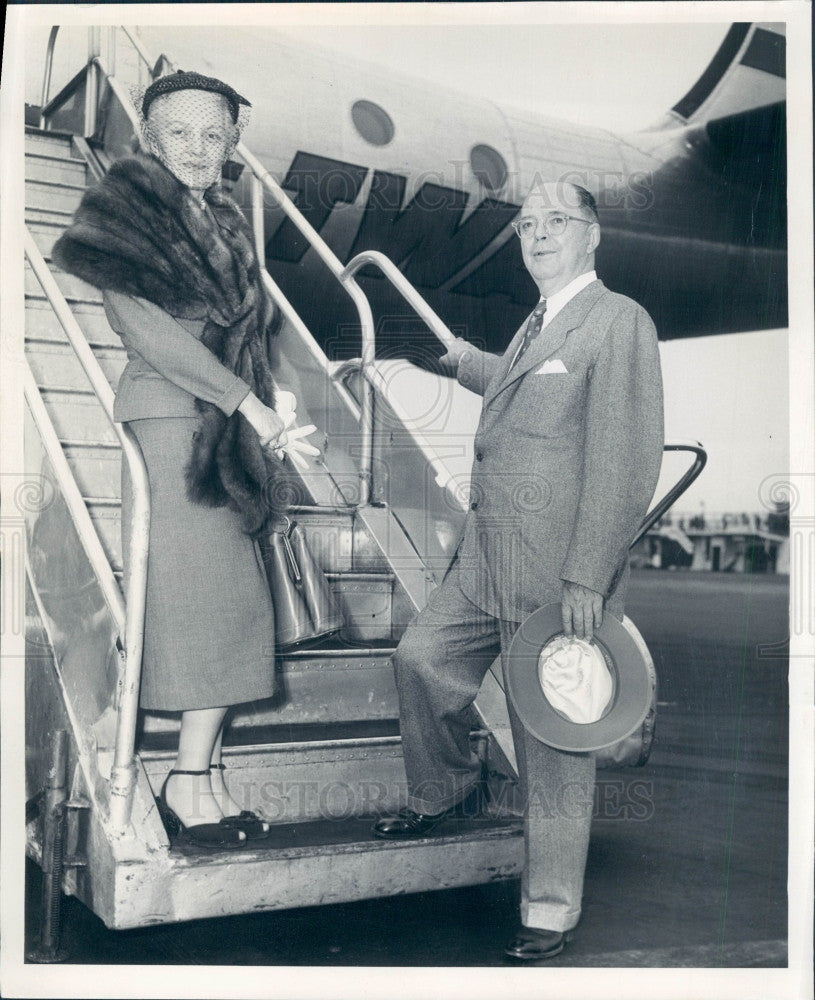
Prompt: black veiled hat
<box><xmin>142</xmin><ymin>70</ymin><xmax>251</xmax><ymax>123</ymax></box>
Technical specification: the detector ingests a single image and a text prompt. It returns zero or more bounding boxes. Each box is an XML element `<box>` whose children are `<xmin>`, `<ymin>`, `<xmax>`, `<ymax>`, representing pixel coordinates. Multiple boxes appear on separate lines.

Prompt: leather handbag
<box><xmin>262</xmin><ymin>518</ymin><xmax>344</xmax><ymax>648</ymax></box>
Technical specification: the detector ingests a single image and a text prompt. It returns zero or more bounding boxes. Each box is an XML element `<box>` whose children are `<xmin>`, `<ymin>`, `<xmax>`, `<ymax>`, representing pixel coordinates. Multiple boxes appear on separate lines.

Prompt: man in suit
<box><xmin>373</xmin><ymin>181</ymin><xmax>664</xmax><ymax>961</ymax></box>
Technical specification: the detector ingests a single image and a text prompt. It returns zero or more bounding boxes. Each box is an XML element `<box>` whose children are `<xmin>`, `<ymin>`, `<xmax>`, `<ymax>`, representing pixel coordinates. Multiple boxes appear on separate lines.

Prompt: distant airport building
<box><xmin>633</xmin><ymin>512</ymin><xmax>789</xmax><ymax>574</ymax></box>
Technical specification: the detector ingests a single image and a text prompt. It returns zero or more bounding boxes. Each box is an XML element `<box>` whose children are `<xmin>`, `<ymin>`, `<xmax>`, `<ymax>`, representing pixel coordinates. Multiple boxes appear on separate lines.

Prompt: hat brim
<box><xmin>505</xmin><ymin>604</ymin><xmax>653</xmax><ymax>752</ymax></box>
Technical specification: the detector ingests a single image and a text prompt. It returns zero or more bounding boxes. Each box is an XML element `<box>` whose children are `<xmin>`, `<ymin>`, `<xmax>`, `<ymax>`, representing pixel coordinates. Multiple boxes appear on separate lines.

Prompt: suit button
<box><xmin>476</xmin><ymin>451</ymin><xmax>483</xmax><ymax>461</ymax></box>
<box><xmin>470</xmin><ymin>501</ymin><xmax>478</xmax><ymax>510</ymax></box>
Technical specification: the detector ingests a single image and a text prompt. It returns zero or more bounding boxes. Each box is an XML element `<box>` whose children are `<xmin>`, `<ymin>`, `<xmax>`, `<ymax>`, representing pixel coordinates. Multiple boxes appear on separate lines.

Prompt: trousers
<box><xmin>392</xmin><ymin>563</ymin><xmax>595</xmax><ymax>932</ymax></box>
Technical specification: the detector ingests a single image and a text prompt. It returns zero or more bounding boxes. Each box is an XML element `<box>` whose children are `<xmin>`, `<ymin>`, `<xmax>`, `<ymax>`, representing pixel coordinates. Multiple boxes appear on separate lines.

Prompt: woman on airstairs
<box><xmin>53</xmin><ymin>70</ymin><xmax>318</xmax><ymax>850</ymax></box>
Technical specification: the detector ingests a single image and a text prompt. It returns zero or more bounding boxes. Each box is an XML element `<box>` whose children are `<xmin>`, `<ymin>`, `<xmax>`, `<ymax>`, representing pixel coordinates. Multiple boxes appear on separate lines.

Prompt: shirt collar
<box><xmin>542</xmin><ymin>270</ymin><xmax>597</xmax><ymax>321</ymax></box>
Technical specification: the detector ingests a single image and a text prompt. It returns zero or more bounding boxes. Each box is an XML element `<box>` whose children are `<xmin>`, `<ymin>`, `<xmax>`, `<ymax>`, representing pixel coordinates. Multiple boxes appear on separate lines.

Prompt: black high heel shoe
<box><xmin>157</xmin><ymin>769</ymin><xmax>247</xmax><ymax>850</ymax></box>
<box><xmin>210</xmin><ymin>762</ymin><xmax>271</xmax><ymax>839</ymax></box>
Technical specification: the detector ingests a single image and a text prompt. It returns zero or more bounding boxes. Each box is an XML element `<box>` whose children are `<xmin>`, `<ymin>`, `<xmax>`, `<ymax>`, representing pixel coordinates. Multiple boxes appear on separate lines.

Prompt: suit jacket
<box><xmin>455</xmin><ymin>279</ymin><xmax>663</xmax><ymax>622</ymax></box>
<box><xmin>103</xmin><ymin>290</ymin><xmax>251</xmax><ymax>422</ymax></box>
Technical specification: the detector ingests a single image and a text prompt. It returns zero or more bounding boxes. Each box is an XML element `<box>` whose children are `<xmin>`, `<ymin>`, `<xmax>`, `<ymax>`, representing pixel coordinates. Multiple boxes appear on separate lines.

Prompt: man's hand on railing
<box><xmin>438</xmin><ymin>337</ymin><xmax>472</xmax><ymax>374</ymax></box>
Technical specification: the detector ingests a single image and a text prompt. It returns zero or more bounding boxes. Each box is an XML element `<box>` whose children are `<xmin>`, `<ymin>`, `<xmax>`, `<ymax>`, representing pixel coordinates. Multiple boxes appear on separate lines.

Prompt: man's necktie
<box><xmin>512</xmin><ymin>300</ymin><xmax>547</xmax><ymax>367</ymax></box>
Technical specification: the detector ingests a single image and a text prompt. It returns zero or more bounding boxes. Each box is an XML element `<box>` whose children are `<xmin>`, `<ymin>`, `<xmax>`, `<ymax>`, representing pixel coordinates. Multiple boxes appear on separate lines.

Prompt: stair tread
<box><xmin>25</xmin><ymin>177</ymin><xmax>88</xmax><ymax>192</ymax></box>
<box><xmin>25</xmin><ymin>151</ymin><xmax>85</xmax><ymax>165</ymax></box>
<box><xmin>282</xmin><ymin>643</ymin><xmax>397</xmax><ymax>659</ymax></box>
<box><xmin>60</xmin><ymin>439</ymin><xmax>122</xmax><ymax>450</ymax></box>
<box><xmin>25</xmin><ymin>204</ymin><xmax>75</xmax><ymax>216</ymax></box>
<box><xmin>140</xmin><ymin>719</ymin><xmax>401</xmax><ymax>754</ymax></box>
<box><xmin>26</xmin><ymin>335</ymin><xmax>125</xmax><ymax>352</ymax></box>
<box><xmin>26</xmin><ymin>125</ymin><xmax>80</xmax><ymax>141</ymax></box>
<box><xmin>162</xmin><ymin>813</ymin><xmax>522</xmax><ymax>860</ymax></box>
<box><xmin>26</xmin><ymin>292</ymin><xmax>103</xmax><ymax>307</ymax></box>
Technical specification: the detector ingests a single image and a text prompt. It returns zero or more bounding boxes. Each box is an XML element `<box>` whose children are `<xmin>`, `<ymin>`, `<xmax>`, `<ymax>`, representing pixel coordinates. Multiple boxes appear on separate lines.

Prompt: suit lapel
<box><xmin>485</xmin><ymin>280</ymin><xmax>606</xmax><ymax>405</ymax></box>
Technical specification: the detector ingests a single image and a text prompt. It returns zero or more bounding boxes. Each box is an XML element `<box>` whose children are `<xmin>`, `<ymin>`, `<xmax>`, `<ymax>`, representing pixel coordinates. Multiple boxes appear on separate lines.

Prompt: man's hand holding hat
<box><xmin>561</xmin><ymin>580</ymin><xmax>603</xmax><ymax>642</ymax></box>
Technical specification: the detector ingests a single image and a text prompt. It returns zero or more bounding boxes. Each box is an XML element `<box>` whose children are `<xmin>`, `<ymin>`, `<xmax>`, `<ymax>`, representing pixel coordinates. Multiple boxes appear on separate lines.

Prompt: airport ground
<box><xmin>24</xmin><ymin>569</ymin><xmax>790</xmax><ymax>968</ymax></box>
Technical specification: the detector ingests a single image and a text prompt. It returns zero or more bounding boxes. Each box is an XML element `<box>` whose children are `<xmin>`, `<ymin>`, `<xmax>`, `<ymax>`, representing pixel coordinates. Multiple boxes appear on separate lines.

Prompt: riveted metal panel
<box><xmin>141</xmin><ymin>740</ymin><xmax>409</xmax><ymax>825</ymax></box>
<box><xmin>329</xmin><ymin>572</ymin><xmax>394</xmax><ymax>642</ymax></box>
<box><xmin>107</xmin><ymin>823</ymin><xmax>523</xmax><ymax>928</ymax></box>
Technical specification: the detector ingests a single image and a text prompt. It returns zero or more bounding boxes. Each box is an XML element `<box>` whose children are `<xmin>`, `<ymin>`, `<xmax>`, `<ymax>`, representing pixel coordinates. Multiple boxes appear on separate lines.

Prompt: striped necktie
<box><xmin>512</xmin><ymin>300</ymin><xmax>547</xmax><ymax>367</ymax></box>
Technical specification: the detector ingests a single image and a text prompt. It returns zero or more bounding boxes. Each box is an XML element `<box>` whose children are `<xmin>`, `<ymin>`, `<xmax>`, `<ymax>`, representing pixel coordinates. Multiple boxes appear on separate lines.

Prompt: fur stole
<box><xmin>53</xmin><ymin>153</ymin><xmax>287</xmax><ymax>536</ymax></box>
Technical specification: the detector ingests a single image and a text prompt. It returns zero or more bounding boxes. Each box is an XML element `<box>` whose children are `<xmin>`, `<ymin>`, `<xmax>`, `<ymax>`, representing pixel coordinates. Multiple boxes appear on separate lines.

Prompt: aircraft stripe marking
<box><xmin>740</xmin><ymin>28</ymin><xmax>786</xmax><ymax>78</ymax></box>
<box><xmin>672</xmin><ymin>23</ymin><xmax>751</xmax><ymax>120</ymax></box>
<box><xmin>568</xmin><ymin>938</ymin><xmax>787</xmax><ymax>967</ymax></box>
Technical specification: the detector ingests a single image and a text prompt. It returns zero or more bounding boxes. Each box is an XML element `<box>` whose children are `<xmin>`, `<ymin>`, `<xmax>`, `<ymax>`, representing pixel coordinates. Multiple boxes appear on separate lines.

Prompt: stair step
<box><xmin>97</xmin><ymin>810</ymin><xmax>523</xmax><ymax>926</ymax></box>
<box><xmin>25</xmin><ymin>338</ymin><xmax>125</xmax><ymax>391</ymax></box>
<box><xmin>26</xmin><ymin>297</ymin><xmax>121</xmax><ymax>347</ymax></box>
<box><xmin>26</xmin><ymin>287</ymin><xmax>102</xmax><ymax>308</ymax></box>
<box><xmin>142</xmin><ymin>725</ymin><xmax>407</xmax><ymax>824</ymax></box>
<box><xmin>25</xmin><ymin>261</ymin><xmax>102</xmax><ymax>302</ymax></box>
<box><xmin>61</xmin><ymin>444</ymin><xmax>122</xmax><ymax>501</ymax></box>
<box><xmin>36</xmin><ymin>386</ymin><xmax>117</xmax><ymax>444</ymax></box>
<box><xmin>144</xmin><ymin>718</ymin><xmax>401</xmax><ymax>752</ymax></box>
<box><xmin>25</xmin><ymin>178</ymin><xmax>86</xmax><ymax>214</ymax></box>
<box><xmin>24</xmin><ymin>130</ymin><xmax>78</xmax><ymax>157</ymax></box>
<box><xmin>26</xmin><ymin>220</ymin><xmax>69</xmax><ymax>257</ymax></box>
<box><xmin>142</xmin><ymin>647</ymin><xmax>399</xmax><ymax>733</ymax></box>
<box><xmin>25</xmin><ymin>205</ymin><xmax>77</xmax><ymax>226</ymax></box>
<box><xmin>283</xmin><ymin>506</ymin><xmax>393</xmax><ymax>575</ymax></box>
<box><xmin>25</xmin><ymin>152</ymin><xmax>88</xmax><ymax>185</ymax></box>
<box><xmin>86</xmin><ymin>499</ymin><xmax>123</xmax><ymax>569</ymax></box>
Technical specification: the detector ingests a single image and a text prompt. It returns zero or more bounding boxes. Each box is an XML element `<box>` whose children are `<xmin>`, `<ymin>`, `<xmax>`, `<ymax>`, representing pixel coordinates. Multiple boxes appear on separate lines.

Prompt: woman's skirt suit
<box><xmin>104</xmin><ymin>290</ymin><xmax>276</xmax><ymax>711</ymax></box>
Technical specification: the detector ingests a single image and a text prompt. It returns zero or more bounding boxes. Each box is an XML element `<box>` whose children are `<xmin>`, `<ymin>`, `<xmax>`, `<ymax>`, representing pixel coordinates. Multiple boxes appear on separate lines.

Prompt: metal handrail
<box><xmin>119</xmin><ymin>26</ymin><xmax>155</xmax><ymax>73</ymax></box>
<box><xmin>633</xmin><ymin>441</ymin><xmax>708</xmax><ymax>545</ymax></box>
<box><xmin>92</xmin><ymin>57</ymin><xmax>143</xmax><ymax>136</ymax></box>
<box><xmin>234</xmin><ymin>142</ymin><xmax>377</xmax><ymax>502</ymax></box>
<box><xmin>342</xmin><ymin>250</ymin><xmax>458</xmax><ymax>349</ymax></box>
<box><xmin>39</xmin><ymin>27</ymin><xmax>60</xmax><ymax>127</ymax></box>
<box><xmin>24</xmin><ymin>229</ymin><xmax>151</xmax><ymax>834</ymax></box>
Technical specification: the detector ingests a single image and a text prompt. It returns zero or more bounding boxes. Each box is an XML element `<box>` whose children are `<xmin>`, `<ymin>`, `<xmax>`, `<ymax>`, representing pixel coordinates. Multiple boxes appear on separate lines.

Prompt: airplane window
<box><xmin>351</xmin><ymin>100</ymin><xmax>395</xmax><ymax>146</ymax></box>
<box><xmin>470</xmin><ymin>144</ymin><xmax>507</xmax><ymax>192</ymax></box>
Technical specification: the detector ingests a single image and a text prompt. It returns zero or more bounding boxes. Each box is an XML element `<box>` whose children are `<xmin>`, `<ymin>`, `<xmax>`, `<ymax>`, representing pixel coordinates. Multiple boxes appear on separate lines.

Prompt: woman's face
<box><xmin>145</xmin><ymin>90</ymin><xmax>235</xmax><ymax>192</ymax></box>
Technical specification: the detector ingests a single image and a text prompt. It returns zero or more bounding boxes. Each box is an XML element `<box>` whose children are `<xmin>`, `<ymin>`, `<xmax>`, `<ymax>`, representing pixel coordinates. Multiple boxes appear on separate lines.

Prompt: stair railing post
<box><xmin>108</xmin><ymin>424</ymin><xmax>150</xmax><ymax>835</ymax></box>
<box><xmin>26</xmin><ymin>731</ymin><xmax>70</xmax><ymax>963</ymax></box>
<box><xmin>84</xmin><ymin>27</ymin><xmax>101</xmax><ymax>138</ymax></box>
<box><xmin>250</xmin><ymin>173</ymin><xmax>265</xmax><ymax>261</ymax></box>
<box><xmin>39</xmin><ymin>27</ymin><xmax>60</xmax><ymax>129</ymax></box>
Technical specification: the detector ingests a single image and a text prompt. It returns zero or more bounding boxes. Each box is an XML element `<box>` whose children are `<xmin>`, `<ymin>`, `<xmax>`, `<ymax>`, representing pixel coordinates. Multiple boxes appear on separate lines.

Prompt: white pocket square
<box><xmin>534</xmin><ymin>359</ymin><xmax>569</xmax><ymax>374</ymax></box>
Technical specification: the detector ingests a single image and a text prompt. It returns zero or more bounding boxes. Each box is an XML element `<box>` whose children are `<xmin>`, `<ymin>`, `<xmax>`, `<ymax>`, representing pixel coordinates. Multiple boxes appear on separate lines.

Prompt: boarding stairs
<box><xmin>23</xmin><ymin>126</ymin><xmax>525</xmax><ymax>930</ymax></box>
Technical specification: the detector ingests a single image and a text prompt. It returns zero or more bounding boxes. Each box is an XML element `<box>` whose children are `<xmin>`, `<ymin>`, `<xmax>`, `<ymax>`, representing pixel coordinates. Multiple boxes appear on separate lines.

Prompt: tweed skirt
<box><xmin>121</xmin><ymin>417</ymin><xmax>276</xmax><ymax>711</ymax></box>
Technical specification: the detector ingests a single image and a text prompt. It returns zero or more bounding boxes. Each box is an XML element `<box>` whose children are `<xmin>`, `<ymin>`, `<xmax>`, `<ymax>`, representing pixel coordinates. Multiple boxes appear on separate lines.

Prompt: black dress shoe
<box><xmin>504</xmin><ymin>926</ymin><xmax>568</xmax><ymax>961</ymax></box>
<box><xmin>372</xmin><ymin>784</ymin><xmax>483</xmax><ymax>839</ymax></box>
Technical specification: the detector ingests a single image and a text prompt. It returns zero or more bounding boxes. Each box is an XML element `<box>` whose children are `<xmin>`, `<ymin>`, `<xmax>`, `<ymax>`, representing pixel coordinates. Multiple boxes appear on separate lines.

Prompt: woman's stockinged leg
<box><xmin>163</xmin><ymin>706</ymin><xmax>236</xmax><ymax>829</ymax></box>
<box><xmin>209</xmin><ymin>728</ymin><xmax>271</xmax><ymax>833</ymax></box>
<box><xmin>209</xmin><ymin>728</ymin><xmax>242</xmax><ymax>815</ymax></box>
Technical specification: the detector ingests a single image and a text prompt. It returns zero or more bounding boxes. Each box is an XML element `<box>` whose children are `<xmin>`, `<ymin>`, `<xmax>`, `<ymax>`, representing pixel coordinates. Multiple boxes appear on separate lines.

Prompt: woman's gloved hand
<box><xmin>274</xmin><ymin>409</ymin><xmax>319</xmax><ymax>470</ymax></box>
<box><xmin>238</xmin><ymin>391</ymin><xmax>320</xmax><ymax>470</ymax></box>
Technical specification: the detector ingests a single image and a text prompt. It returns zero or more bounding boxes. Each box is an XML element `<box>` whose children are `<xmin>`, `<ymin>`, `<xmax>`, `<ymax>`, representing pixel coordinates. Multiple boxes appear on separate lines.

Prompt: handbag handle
<box><xmin>272</xmin><ymin>517</ymin><xmax>302</xmax><ymax>587</ymax></box>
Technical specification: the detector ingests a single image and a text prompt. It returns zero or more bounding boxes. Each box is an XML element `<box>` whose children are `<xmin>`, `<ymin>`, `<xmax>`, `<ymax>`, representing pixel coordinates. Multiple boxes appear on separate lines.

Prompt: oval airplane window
<box><xmin>470</xmin><ymin>144</ymin><xmax>507</xmax><ymax>192</ymax></box>
<box><xmin>351</xmin><ymin>100</ymin><xmax>395</xmax><ymax>146</ymax></box>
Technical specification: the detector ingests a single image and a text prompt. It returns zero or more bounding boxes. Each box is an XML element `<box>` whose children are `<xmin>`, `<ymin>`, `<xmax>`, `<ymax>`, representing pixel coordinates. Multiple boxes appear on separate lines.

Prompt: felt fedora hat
<box><xmin>505</xmin><ymin>604</ymin><xmax>655</xmax><ymax>753</ymax></box>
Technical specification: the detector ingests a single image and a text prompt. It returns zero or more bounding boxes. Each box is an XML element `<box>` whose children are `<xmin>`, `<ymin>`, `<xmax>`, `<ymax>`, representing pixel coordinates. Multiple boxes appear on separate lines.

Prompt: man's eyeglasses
<box><xmin>511</xmin><ymin>214</ymin><xmax>595</xmax><ymax>239</ymax></box>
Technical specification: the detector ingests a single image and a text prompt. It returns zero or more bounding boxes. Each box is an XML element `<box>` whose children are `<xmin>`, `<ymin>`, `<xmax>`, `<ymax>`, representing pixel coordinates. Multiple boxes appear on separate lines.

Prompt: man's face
<box><xmin>518</xmin><ymin>184</ymin><xmax>599</xmax><ymax>295</ymax></box>
<box><xmin>145</xmin><ymin>90</ymin><xmax>235</xmax><ymax>192</ymax></box>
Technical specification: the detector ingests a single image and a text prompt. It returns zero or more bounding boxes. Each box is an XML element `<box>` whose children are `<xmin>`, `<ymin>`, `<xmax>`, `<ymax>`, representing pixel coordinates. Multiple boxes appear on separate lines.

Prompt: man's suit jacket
<box><xmin>455</xmin><ymin>279</ymin><xmax>663</xmax><ymax>623</ymax></box>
